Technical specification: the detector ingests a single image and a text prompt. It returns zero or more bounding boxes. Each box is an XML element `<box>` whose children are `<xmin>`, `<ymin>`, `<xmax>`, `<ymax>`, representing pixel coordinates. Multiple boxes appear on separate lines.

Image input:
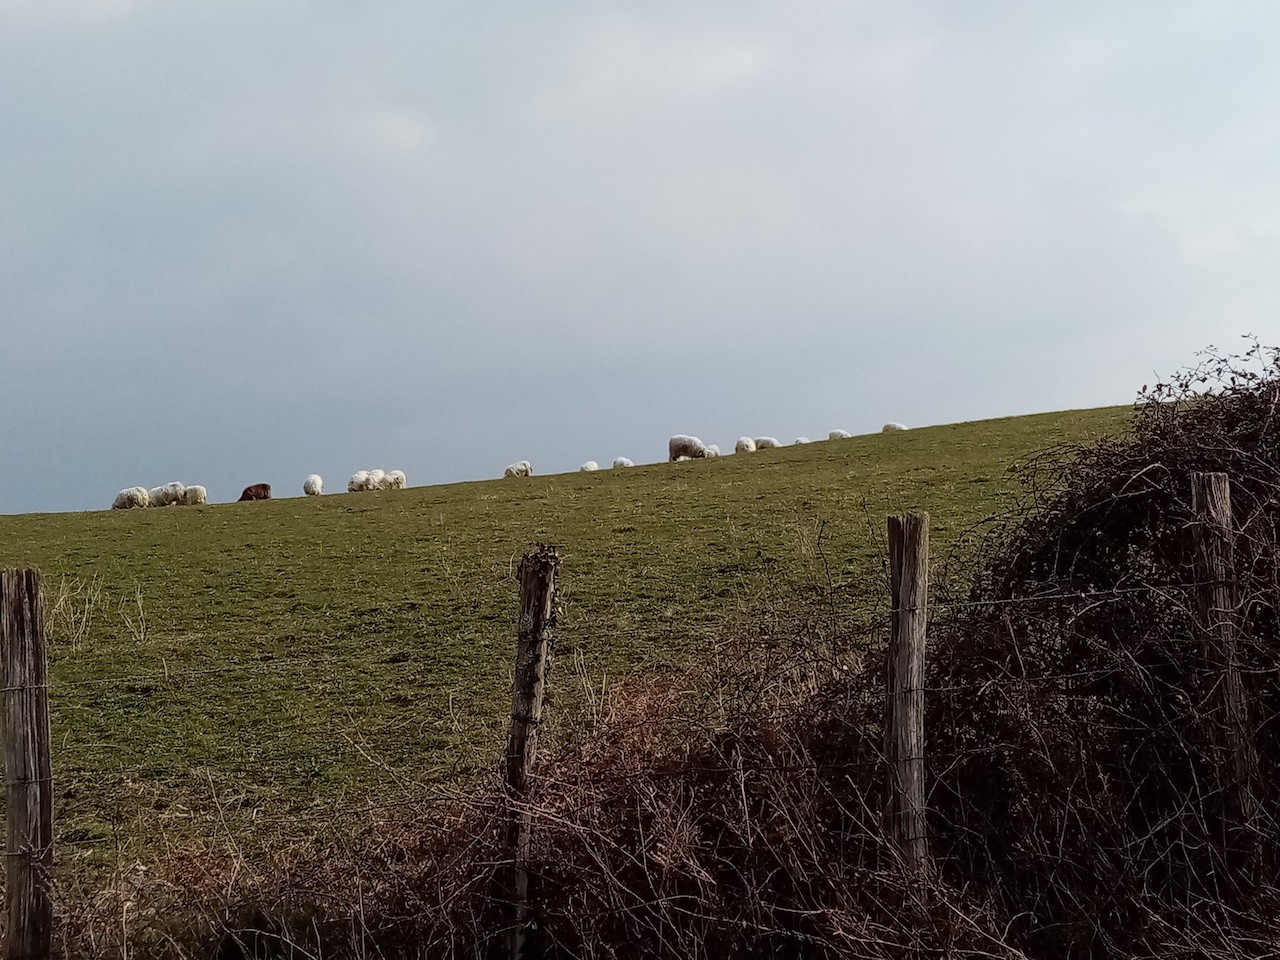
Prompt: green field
<box><xmin>0</xmin><ymin>406</ymin><xmax>1129</xmax><ymax>868</ymax></box>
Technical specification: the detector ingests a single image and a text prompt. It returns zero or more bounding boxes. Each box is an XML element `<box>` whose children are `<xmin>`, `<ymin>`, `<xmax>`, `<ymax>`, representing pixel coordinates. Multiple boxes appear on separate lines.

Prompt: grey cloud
<box><xmin>2</xmin><ymin>2</ymin><xmax>1279</xmax><ymax>512</ymax></box>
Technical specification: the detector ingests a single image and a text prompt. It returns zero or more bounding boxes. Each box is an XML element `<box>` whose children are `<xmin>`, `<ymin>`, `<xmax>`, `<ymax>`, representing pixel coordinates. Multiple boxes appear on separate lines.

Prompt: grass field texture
<box><xmin>0</xmin><ymin>406</ymin><xmax>1129</xmax><ymax>865</ymax></box>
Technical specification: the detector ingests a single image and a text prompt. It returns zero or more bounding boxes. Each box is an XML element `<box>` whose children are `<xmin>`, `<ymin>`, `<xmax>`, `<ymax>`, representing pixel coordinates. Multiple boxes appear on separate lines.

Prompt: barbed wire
<box><xmin>33</xmin><ymin>577</ymin><xmax>1241</xmax><ymax>696</ymax></box>
<box><xmin>927</xmin><ymin>579</ymin><xmax>1205</xmax><ymax>612</ymax></box>
<box><xmin>47</xmin><ymin>650</ymin><xmax>473</xmax><ymax>692</ymax></box>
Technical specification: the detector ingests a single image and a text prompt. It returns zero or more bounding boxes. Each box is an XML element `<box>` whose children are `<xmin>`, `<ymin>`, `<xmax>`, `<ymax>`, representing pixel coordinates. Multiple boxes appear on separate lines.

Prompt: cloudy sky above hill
<box><xmin>2</xmin><ymin>1</ymin><xmax>1278</xmax><ymax>513</ymax></box>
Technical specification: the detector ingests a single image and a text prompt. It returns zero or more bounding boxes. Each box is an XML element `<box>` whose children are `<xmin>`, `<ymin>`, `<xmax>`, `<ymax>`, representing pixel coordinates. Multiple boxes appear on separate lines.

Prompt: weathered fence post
<box><xmin>1</xmin><ymin>570</ymin><xmax>54</xmax><ymax>960</ymax></box>
<box><xmin>1190</xmin><ymin>473</ymin><xmax>1258</xmax><ymax>841</ymax></box>
<box><xmin>885</xmin><ymin>513</ymin><xmax>930</xmax><ymax>874</ymax></box>
<box><xmin>502</xmin><ymin>546</ymin><xmax>560</xmax><ymax>960</ymax></box>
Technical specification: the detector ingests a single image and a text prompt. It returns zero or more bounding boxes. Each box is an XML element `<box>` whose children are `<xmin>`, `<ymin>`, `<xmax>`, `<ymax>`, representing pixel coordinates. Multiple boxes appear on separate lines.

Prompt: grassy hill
<box><xmin>0</xmin><ymin>406</ymin><xmax>1129</xmax><ymax>869</ymax></box>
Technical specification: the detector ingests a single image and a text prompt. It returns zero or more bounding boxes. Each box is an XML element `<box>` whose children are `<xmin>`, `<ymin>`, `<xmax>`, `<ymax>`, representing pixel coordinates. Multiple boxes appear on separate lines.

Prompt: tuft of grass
<box><xmin>0</xmin><ymin>407</ymin><xmax>1129</xmax><ymax>873</ymax></box>
<box><xmin>46</xmin><ymin>575</ymin><xmax>103</xmax><ymax>656</ymax></box>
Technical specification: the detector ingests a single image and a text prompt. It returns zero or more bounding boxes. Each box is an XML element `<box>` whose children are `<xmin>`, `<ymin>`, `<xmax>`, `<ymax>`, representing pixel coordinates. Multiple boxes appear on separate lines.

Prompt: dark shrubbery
<box><xmin>923</xmin><ymin>341</ymin><xmax>1280</xmax><ymax>957</ymax></box>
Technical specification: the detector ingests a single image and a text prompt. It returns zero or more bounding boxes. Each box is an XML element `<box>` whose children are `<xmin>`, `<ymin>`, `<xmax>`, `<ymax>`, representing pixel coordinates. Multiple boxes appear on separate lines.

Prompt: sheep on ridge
<box><xmin>828</xmin><ymin>430</ymin><xmax>852</xmax><ymax>440</ymax></box>
<box><xmin>346</xmin><ymin>469</ymin><xmax>405</xmax><ymax>492</ymax></box>
<box><xmin>239</xmin><ymin>483</ymin><xmax>271</xmax><ymax>501</ymax></box>
<box><xmin>148</xmin><ymin>481</ymin><xmax>186</xmax><ymax>507</ymax></box>
<box><xmin>882</xmin><ymin>422</ymin><xmax>909</xmax><ymax>432</ymax></box>
<box><xmin>705</xmin><ymin>444</ymin><xmax>720</xmax><ymax>458</ymax></box>
<box><xmin>348</xmin><ymin>471</ymin><xmax>376</xmax><ymax>493</ymax></box>
<box><xmin>179</xmin><ymin>485</ymin><xmax>207</xmax><ymax>506</ymax></box>
<box><xmin>613</xmin><ymin>457</ymin><xmax>634</xmax><ymax>468</ymax></box>
<box><xmin>504</xmin><ymin>461</ymin><xmax>533</xmax><ymax>478</ymax></box>
<box><xmin>580</xmin><ymin>461</ymin><xmax>599</xmax><ymax>471</ymax></box>
<box><xmin>304</xmin><ymin>475</ymin><xmax>323</xmax><ymax>496</ymax></box>
<box><xmin>735</xmin><ymin>437</ymin><xmax>756</xmax><ymax>454</ymax></box>
<box><xmin>668</xmin><ymin>435</ymin><xmax>708</xmax><ymax>461</ymax></box>
<box><xmin>112</xmin><ymin>487</ymin><xmax>149</xmax><ymax>510</ymax></box>
<box><xmin>754</xmin><ymin>437</ymin><xmax>780</xmax><ymax>449</ymax></box>
<box><xmin>793</xmin><ymin>437</ymin><xmax>811</xmax><ymax>445</ymax></box>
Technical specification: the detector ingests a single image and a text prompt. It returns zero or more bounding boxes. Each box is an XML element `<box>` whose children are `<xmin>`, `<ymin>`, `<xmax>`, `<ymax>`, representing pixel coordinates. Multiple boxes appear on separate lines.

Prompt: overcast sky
<box><xmin>3</xmin><ymin>1</ymin><xmax>1278</xmax><ymax>513</ymax></box>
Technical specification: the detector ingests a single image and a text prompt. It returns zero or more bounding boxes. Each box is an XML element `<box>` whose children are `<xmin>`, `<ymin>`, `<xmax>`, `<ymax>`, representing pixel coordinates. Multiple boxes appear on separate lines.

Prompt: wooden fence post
<box><xmin>885</xmin><ymin>513</ymin><xmax>930</xmax><ymax>874</ymax></box>
<box><xmin>1190</xmin><ymin>473</ymin><xmax>1258</xmax><ymax>842</ymax></box>
<box><xmin>1</xmin><ymin>570</ymin><xmax>54</xmax><ymax>960</ymax></box>
<box><xmin>502</xmin><ymin>546</ymin><xmax>560</xmax><ymax>960</ymax></box>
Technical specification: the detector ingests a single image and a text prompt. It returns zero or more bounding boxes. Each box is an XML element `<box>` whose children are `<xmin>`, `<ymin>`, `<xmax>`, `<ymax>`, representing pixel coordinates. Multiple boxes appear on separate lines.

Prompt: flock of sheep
<box><xmin>345</xmin><ymin>469</ymin><xmax>407</xmax><ymax>492</ymax></box>
<box><xmin>110</xmin><ymin>423</ymin><xmax>910</xmax><ymax>509</ymax></box>
<box><xmin>111</xmin><ymin>469</ymin><xmax>407</xmax><ymax>510</ymax></box>
<box><xmin>111</xmin><ymin>482</ymin><xmax>207</xmax><ymax>510</ymax></box>
<box><xmin>506</xmin><ymin>422</ymin><xmax>909</xmax><ymax>479</ymax></box>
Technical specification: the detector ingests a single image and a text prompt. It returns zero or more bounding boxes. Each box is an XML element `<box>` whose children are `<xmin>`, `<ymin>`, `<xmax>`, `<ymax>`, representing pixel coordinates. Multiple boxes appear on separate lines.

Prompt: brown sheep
<box><xmin>238</xmin><ymin>483</ymin><xmax>272</xmax><ymax>501</ymax></box>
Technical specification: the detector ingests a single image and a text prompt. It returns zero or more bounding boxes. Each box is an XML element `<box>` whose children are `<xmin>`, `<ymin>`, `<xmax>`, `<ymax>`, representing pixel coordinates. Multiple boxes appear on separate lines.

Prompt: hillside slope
<box><xmin>0</xmin><ymin>407</ymin><xmax>1129</xmax><ymax>861</ymax></box>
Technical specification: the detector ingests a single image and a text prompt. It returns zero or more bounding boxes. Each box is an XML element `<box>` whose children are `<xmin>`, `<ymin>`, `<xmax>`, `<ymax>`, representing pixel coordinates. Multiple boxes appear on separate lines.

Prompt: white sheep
<box><xmin>613</xmin><ymin>457</ymin><xmax>634</xmax><ymax>468</ymax></box>
<box><xmin>794</xmin><ymin>437</ymin><xmax>811</xmax><ymax>445</ymax></box>
<box><xmin>705</xmin><ymin>444</ymin><xmax>720</xmax><ymax>458</ymax></box>
<box><xmin>112</xmin><ymin>487</ymin><xmax>149</xmax><ymax>510</ymax></box>
<box><xmin>304</xmin><ymin>475</ymin><xmax>323</xmax><ymax>496</ymax></box>
<box><xmin>381</xmin><ymin>470</ymin><xmax>406</xmax><ymax>490</ymax></box>
<box><xmin>348</xmin><ymin>470</ymin><xmax>372</xmax><ymax>493</ymax></box>
<box><xmin>368</xmin><ymin>469</ymin><xmax>386</xmax><ymax>488</ymax></box>
<box><xmin>580</xmin><ymin>461</ymin><xmax>599</xmax><ymax>471</ymax></box>
<box><xmin>828</xmin><ymin>430</ymin><xmax>852</xmax><ymax>440</ymax></box>
<box><xmin>148</xmin><ymin>481</ymin><xmax>186</xmax><ymax>507</ymax></box>
<box><xmin>179</xmin><ymin>485</ymin><xmax>207</xmax><ymax>506</ymax></box>
<box><xmin>504</xmin><ymin>460</ymin><xmax>532</xmax><ymax>478</ymax></box>
<box><xmin>754</xmin><ymin>437</ymin><xmax>780</xmax><ymax>449</ymax></box>
<box><xmin>735</xmin><ymin>437</ymin><xmax>757</xmax><ymax>454</ymax></box>
<box><xmin>668</xmin><ymin>435</ymin><xmax>708</xmax><ymax>461</ymax></box>
<box><xmin>882</xmin><ymin>422</ymin><xmax>909</xmax><ymax>432</ymax></box>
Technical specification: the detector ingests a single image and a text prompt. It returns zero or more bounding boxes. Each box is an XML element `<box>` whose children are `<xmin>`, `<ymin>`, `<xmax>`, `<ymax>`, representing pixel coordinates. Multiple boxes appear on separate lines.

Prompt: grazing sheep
<box><xmin>794</xmin><ymin>437</ymin><xmax>811</xmax><ymax>445</ymax></box>
<box><xmin>828</xmin><ymin>430</ymin><xmax>852</xmax><ymax>440</ymax></box>
<box><xmin>304</xmin><ymin>475</ymin><xmax>323</xmax><ymax>496</ymax></box>
<box><xmin>347</xmin><ymin>469</ymin><xmax>403</xmax><ymax>492</ymax></box>
<box><xmin>238</xmin><ymin>483</ymin><xmax>271</xmax><ymax>501</ymax></box>
<box><xmin>735</xmin><ymin>437</ymin><xmax>757</xmax><ymax>454</ymax></box>
<box><xmin>882</xmin><ymin>422</ymin><xmax>909</xmax><ymax>432</ymax></box>
<box><xmin>112</xmin><ymin>487</ymin><xmax>149</xmax><ymax>510</ymax></box>
<box><xmin>668</xmin><ymin>435</ymin><xmax>708</xmax><ymax>461</ymax></box>
<box><xmin>148</xmin><ymin>481</ymin><xmax>186</xmax><ymax>507</ymax></box>
<box><xmin>504</xmin><ymin>460</ymin><xmax>533</xmax><ymax>478</ymax></box>
<box><xmin>705</xmin><ymin>444</ymin><xmax>720</xmax><ymax>458</ymax></box>
<box><xmin>580</xmin><ymin>461</ymin><xmax>599</xmax><ymax>471</ymax></box>
<box><xmin>179</xmin><ymin>485</ymin><xmax>207</xmax><ymax>506</ymax></box>
<box><xmin>613</xmin><ymin>457</ymin><xmax>634</xmax><ymax>468</ymax></box>
<box><xmin>754</xmin><ymin>437</ymin><xmax>780</xmax><ymax>449</ymax></box>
